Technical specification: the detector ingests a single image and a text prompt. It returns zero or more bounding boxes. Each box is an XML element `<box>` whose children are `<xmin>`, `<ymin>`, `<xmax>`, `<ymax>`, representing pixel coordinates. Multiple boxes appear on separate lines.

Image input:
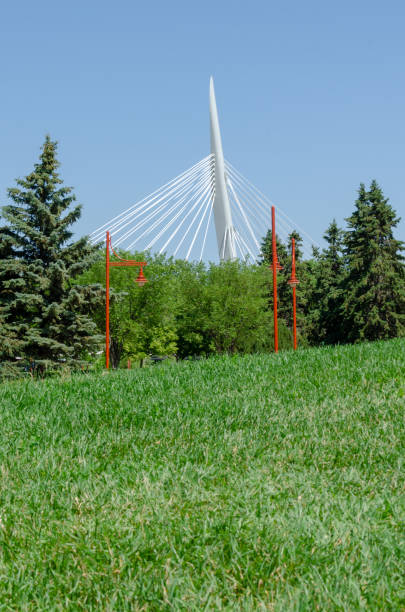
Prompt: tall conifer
<box><xmin>308</xmin><ymin>220</ymin><xmax>345</xmax><ymax>344</ymax></box>
<box><xmin>0</xmin><ymin>136</ymin><xmax>102</xmax><ymax>370</ymax></box>
<box><xmin>277</xmin><ymin>231</ymin><xmax>304</xmax><ymax>329</ymax></box>
<box><xmin>258</xmin><ymin>229</ymin><xmax>288</xmax><ymax>267</ymax></box>
<box><xmin>342</xmin><ymin>181</ymin><xmax>405</xmax><ymax>342</ymax></box>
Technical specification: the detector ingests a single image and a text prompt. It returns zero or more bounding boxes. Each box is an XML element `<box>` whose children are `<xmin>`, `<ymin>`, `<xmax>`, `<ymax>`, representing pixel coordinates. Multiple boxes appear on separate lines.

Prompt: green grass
<box><xmin>0</xmin><ymin>339</ymin><xmax>404</xmax><ymax>610</ymax></box>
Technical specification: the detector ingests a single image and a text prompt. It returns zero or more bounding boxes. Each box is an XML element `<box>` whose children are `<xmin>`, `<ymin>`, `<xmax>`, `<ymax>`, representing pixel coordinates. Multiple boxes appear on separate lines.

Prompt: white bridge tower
<box><xmin>209</xmin><ymin>77</ymin><xmax>236</xmax><ymax>260</ymax></box>
<box><xmin>90</xmin><ymin>79</ymin><xmax>318</xmax><ymax>262</ymax></box>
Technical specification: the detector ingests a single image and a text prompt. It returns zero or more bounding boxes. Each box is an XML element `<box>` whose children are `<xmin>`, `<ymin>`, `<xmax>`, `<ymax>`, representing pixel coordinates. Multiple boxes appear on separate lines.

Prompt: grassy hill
<box><xmin>0</xmin><ymin>339</ymin><xmax>404</xmax><ymax>610</ymax></box>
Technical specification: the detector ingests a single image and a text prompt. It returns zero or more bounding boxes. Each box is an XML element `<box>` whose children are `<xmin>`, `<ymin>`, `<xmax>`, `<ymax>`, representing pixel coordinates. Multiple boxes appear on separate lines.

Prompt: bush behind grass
<box><xmin>0</xmin><ymin>339</ymin><xmax>404</xmax><ymax>610</ymax></box>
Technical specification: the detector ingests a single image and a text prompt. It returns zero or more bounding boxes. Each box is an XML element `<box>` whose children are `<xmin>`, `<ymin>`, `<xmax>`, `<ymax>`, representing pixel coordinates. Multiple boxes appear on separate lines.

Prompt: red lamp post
<box><xmin>271</xmin><ymin>206</ymin><xmax>282</xmax><ymax>353</ymax></box>
<box><xmin>105</xmin><ymin>230</ymin><xmax>147</xmax><ymax>369</ymax></box>
<box><xmin>288</xmin><ymin>237</ymin><xmax>300</xmax><ymax>350</ymax></box>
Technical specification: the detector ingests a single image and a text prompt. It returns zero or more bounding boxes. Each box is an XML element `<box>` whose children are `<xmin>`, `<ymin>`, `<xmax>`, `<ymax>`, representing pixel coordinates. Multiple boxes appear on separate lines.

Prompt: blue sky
<box><xmin>1</xmin><ymin>0</ymin><xmax>404</xmax><ymax>259</ymax></box>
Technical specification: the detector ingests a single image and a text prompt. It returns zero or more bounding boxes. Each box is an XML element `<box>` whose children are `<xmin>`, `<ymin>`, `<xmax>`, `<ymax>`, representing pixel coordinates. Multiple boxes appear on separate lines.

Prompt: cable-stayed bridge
<box><xmin>91</xmin><ymin>78</ymin><xmax>318</xmax><ymax>261</ymax></box>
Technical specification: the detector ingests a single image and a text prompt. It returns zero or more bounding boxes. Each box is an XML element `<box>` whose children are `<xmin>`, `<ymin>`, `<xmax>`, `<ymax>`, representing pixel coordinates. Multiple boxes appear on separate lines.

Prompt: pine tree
<box><xmin>0</xmin><ymin>136</ymin><xmax>102</xmax><ymax>371</ymax></box>
<box><xmin>307</xmin><ymin>220</ymin><xmax>346</xmax><ymax>344</ymax></box>
<box><xmin>342</xmin><ymin>181</ymin><xmax>405</xmax><ymax>342</ymax></box>
<box><xmin>278</xmin><ymin>231</ymin><xmax>316</xmax><ymax>345</ymax></box>
<box><xmin>0</xmin><ymin>224</ymin><xmax>23</xmax><ymax>360</ymax></box>
<box><xmin>277</xmin><ymin>231</ymin><xmax>304</xmax><ymax>328</ymax></box>
<box><xmin>258</xmin><ymin>229</ymin><xmax>288</xmax><ymax>267</ymax></box>
<box><xmin>259</xmin><ymin>228</ymin><xmax>313</xmax><ymax>346</ymax></box>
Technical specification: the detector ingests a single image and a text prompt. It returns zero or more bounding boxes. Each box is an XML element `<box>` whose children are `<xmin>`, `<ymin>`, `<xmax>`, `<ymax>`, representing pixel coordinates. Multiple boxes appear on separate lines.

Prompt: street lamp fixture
<box><xmin>135</xmin><ymin>266</ymin><xmax>147</xmax><ymax>286</ymax></box>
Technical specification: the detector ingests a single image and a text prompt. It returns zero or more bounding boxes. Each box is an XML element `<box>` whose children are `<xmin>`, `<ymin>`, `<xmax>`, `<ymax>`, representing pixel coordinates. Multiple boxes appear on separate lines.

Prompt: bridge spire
<box><xmin>91</xmin><ymin>79</ymin><xmax>319</xmax><ymax>261</ymax></box>
<box><xmin>209</xmin><ymin>76</ymin><xmax>236</xmax><ymax>260</ymax></box>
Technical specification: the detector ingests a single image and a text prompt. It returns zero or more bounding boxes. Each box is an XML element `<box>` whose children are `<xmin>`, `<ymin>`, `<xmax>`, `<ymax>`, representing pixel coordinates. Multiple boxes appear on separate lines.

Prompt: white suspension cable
<box><xmin>199</xmin><ymin>194</ymin><xmax>214</xmax><ymax>261</ymax></box>
<box><xmin>90</xmin><ymin>152</ymin><xmax>318</xmax><ymax>261</ymax></box>
<box><xmin>233</xmin><ymin>232</ymin><xmax>244</xmax><ymax>259</ymax></box>
<box><xmin>232</xmin><ymin>230</ymin><xmax>244</xmax><ymax>259</ymax></box>
<box><xmin>234</xmin><ymin>231</ymin><xmax>252</xmax><ymax>261</ymax></box>
<box><xmin>226</xmin><ymin>165</ymin><xmax>272</xmax><ymax>226</ymax></box>
<box><xmin>226</xmin><ymin>163</ymin><xmax>300</xmax><ymax>243</ymax></box>
<box><xmin>174</xmin><ymin>185</ymin><xmax>214</xmax><ymax>258</ymax></box>
<box><xmin>227</xmin><ymin>177</ymin><xmax>261</xmax><ymax>252</ymax></box>
<box><xmin>141</xmin><ymin>172</ymin><xmax>213</xmax><ymax>252</ymax></box>
<box><xmin>134</xmin><ymin>169</ymin><xmax>214</xmax><ymax>251</ymax></box>
<box><xmin>233</xmin><ymin>194</ymin><xmax>300</xmax><ymax>259</ymax></box>
<box><xmin>231</xmin><ymin>185</ymin><xmax>290</xmax><ymax>243</ymax></box>
<box><xmin>225</xmin><ymin>160</ymin><xmax>320</xmax><ymax>249</ymax></box>
<box><xmin>117</xmin><ymin>163</ymin><xmax>214</xmax><ymax>248</ymax></box>
<box><xmin>92</xmin><ymin>160</ymin><xmax>211</xmax><ymax>245</ymax></box>
<box><xmin>106</xmin><ymin>157</ymin><xmax>214</xmax><ymax>244</ymax></box>
<box><xmin>219</xmin><ymin>230</ymin><xmax>225</xmax><ymax>260</ymax></box>
<box><xmin>91</xmin><ymin>155</ymin><xmax>213</xmax><ymax>241</ymax></box>
<box><xmin>161</xmin><ymin>180</ymin><xmax>213</xmax><ymax>255</ymax></box>
<box><xmin>228</xmin><ymin>180</ymin><xmax>308</xmax><ymax>261</ymax></box>
<box><xmin>123</xmin><ymin>172</ymin><xmax>211</xmax><ymax>249</ymax></box>
<box><xmin>219</xmin><ymin>228</ymin><xmax>233</xmax><ymax>261</ymax></box>
<box><xmin>227</xmin><ymin>180</ymin><xmax>272</xmax><ymax>247</ymax></box>
<box><xmin>228</xmin><ymin>195</ymin><xmax>259</xmax><ymax>258</ymax></box>
<box><xmin>225</xmin><ymin>160</ymin><xmax>289</xmax><ymax>222</ymax></box>
<box><xmin>185</xmin><ymin>187</ymin><xmax>215</xmax><ymax>260</ymax></box>
<box><xmin>234</xmin><ymin>229</ymin><xmax>255</xmax><ymax>261</ymax></box>
<box><xmin>226</xmin><ymin>168</ymin><xmax>308</xmax><ymax>254</ymax></box>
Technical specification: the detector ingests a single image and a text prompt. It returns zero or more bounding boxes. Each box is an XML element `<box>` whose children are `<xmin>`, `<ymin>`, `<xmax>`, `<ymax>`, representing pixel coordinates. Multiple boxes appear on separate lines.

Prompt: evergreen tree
<box><xmin>342</xmin><ymin>181</ymin><xmax>405</xmax><ymax>342</ymax></box>
<box><xmin>258</xmin><ymin>228</ymin><xmax>288</xmax><ymax>267</ymax></box>
<box><xmin>0</xmin><ymin>136</ymin><xmax>102</xmax><ymax>371</ymax></box>
<box><xmin>259</xmin><ymin>228</ymin><xmax>311</xmax><ymax>346</ymax></box>
<box><xmin>277</xmin><ymin>231</ymin><xmax>304</xmax><ymax>328</ymax></box>
<box><xmin>0</xmin><ymin>224</ymin><xmax>23</xmax><ymax>359</ymax></box>
<box><xmin>258</xmin><ymin>229</ymin><xmax>288</xmax><ymax>319</ymax></box>
<box><xmin>307</xmin><ymin>220</ymin><xmax>346</xmax><ymax>344</ymax></box>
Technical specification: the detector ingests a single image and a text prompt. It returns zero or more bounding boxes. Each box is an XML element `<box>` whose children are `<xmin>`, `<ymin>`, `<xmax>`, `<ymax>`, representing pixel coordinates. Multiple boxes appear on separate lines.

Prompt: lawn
<box><xmin>0</xmin><ymin>339</ymin><xmax>404</xmax><ymax>610</ymax></box>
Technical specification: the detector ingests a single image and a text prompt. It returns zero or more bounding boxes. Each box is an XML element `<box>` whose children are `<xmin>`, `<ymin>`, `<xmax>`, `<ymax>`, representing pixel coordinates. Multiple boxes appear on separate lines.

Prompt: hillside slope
<box><xmin>0</xmin><ymin>339</ymin><xmax>404</xmax><ymax>610</ymax></box>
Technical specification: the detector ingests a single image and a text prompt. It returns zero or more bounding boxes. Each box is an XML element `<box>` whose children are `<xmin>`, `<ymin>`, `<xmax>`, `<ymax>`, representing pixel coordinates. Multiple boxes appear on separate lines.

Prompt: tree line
<box><xmin>0</xmin><ymin>137</ymin><xmax>404</xmax><ymax>376</ymax></box>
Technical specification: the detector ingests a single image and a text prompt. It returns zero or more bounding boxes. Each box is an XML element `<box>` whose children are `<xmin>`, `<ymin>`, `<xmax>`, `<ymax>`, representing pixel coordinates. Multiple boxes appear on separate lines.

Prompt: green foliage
<box><xmin>149</xmin><ymin>326</ymin><xmax>178</xmax><ymax>356</ymax></box>
<box><xmin>80</xmin><ymin>254</ymin><xmax>293</xmax><ymax>365</ymax></box>
<box><xmin>204</xmin><ymin>260</ymin><xmax>274</xmax><ymax>354</ymax></box>
<box><xmin>0</xmin><ymin>339</ymin><xmax>404</xmax><ymax>609</ymax></box>
<box><xmin>0</xmin><ymin>137</ymin><xmax>103</xmax><ymax>370</ymax></box>
<box><xmin>259</xmin><ymin>229</ymin><xmax>311</xmax><ymax>346</ymax></box>
<box><xmin>174</xmin><ymin>261</ymin><xmax>210</xmax><ymax>358</ymax></box>
<box><xmin>277</xmin><ymin>232</ymin><xmax>302</xmax><ymax>326</ymax></box>
<box><xmin>306</xmin><ymin>220</ymin><xmax>346</xmax><ymax>344</ymax></box>
<box><xmin>3</xmin><ymin>139</ymin><xmax>403</xmax><ymax>367</ymax></box>
<box><xmin>277</xmin><ymin>183</ymin><xmax>405</xmax><ymax>347</ymax></box>
<box><xmin>258</xmin><ymin>227</ymin><xmax>288</xmax><ymax>267</ymax></box>
<box><xmin>342</xmin><ymin>181</ymin><xmax>405</xmax><ymax>342</ymax></box>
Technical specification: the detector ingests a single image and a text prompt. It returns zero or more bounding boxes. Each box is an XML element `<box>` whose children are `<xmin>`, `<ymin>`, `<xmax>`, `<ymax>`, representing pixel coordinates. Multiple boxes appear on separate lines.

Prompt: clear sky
<box><xmin>1</xmin><ymin>0</ymin><xmax>404</xmax><ymax>260</ymax></box>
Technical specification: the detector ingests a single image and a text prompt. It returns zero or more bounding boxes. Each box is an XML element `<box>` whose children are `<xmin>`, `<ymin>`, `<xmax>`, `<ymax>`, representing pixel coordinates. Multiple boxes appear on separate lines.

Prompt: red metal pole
<box><xmin>106</xmin><ymin>230</ymin><xmax>110</xmax><ymax>370</ymax></box>
<box><xmin>292</xmin><ymin>238</ymin><xmax>297</xmax><ymax>350</ymax></box>
<box><xmin>271</xmin><ymin>206</ymin><xmax>278</xmax><ymax>353</ymax></box>
<box><xmin>293</xmin><ymin>285</ymin><xmax>297</xmax><ymax>350</ymax></box>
